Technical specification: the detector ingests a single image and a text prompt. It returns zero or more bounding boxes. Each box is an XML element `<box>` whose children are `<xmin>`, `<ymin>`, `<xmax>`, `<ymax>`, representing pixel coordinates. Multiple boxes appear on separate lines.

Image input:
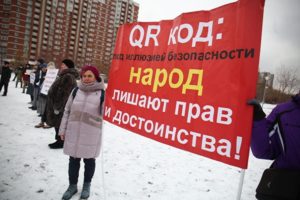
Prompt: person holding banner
<box><xmin>26</xmin><ymin>63</ymin><xmax>38</xmax><ymax>105</ymax></box>
<box><xmin>35</xmin><ymin>62</ymin><xmax>56</xmax><ymax>129</ymax></box>
<box><xmin>46</xmin><ymin>59</ymin><xmax>79</xmax><ymax>149</ymax></box>
<box><xmin>30</xmin><ymin>59</ymin><xmax>46</xmax><ymax>110</ymax></box>
<box><xmin>58</xmin><ymin>65</ymin><xmax>105</xmax><ymax>200</ymax></box>
<box><xmin>248</xmin><ymin>92</ymin><xmax>300</xmax><ymax>199</ymax></box>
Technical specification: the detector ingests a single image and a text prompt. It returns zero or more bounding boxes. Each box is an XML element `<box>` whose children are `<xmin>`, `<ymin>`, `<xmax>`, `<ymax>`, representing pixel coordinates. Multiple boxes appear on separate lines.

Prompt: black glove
<box><xmin>247</xmin><ymin>99</ymin><xmax>266</xmax><ymax>121</ymax></box>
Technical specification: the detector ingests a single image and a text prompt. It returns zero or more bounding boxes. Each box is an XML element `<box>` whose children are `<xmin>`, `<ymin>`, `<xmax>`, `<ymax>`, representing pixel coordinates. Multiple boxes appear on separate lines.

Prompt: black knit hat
<box><xmin>62</xmin><ymin>59</ymin><xmax>74</xmax><ymax>68</ymax></box>
<box><xmin>38</xmin><ymin>58</ymin><xmax>45</xmax><ymax>64</ymax></box>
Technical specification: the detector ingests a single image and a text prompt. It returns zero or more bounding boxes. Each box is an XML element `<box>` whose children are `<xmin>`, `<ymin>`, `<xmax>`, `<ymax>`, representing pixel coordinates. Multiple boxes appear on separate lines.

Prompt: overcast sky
<box><xmin>134</xmin><ymin>0</ymin><xmax>300</xmax><ymax>74</ymax></box>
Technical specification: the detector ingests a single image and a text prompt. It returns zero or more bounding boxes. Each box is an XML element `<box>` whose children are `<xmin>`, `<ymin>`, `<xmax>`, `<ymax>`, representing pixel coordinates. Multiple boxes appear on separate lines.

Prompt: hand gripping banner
<box><xmin>104</xmin><ymin>0</ymin><xmax>265</xmax><ymax>168</ymax></box>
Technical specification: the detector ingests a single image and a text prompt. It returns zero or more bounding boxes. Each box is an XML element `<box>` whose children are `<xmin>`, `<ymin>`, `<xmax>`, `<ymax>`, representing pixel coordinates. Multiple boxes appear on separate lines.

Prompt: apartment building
<box><xmin>0</xmin><ymin>0</ymin><xmax>139</xmax><ymax>68</ymax></box>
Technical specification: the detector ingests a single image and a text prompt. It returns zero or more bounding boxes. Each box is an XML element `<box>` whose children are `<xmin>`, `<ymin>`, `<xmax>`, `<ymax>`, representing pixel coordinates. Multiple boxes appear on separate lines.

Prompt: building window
<box><xmin>0</xmin><ymin>36</ymin><xmax>8</xmax><ymax>40</ymax></box>
<box><xmin>1</xmin><ymin>24</ymin><xmax>9</xmax><ymax>29</ymax></box>
<box><xmin>58</xmin><ymin>2</ymin><xmax>65</xmax><ymax>7</ymax></box>
<box><xmin>1</xmin><ymin>18</ymin><xmax>9</xmax><ymax>23</ymax></box>
<box><xmin>3</xmin><ymin>5</ymin><xmax>11</xmax><ymax>10</ymax></box>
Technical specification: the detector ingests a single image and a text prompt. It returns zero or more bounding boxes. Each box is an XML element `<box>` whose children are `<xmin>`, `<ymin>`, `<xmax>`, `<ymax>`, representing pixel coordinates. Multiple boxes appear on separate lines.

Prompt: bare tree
<box><xmin>276</xmin><ymin>65</ymin><xmax>300</xmax><ymax>95</ymax></box>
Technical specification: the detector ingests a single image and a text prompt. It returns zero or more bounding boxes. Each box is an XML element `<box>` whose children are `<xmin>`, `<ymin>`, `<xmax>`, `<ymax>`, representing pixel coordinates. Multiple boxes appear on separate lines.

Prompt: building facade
<box><xmin>0</xmin><ymin>0</ymin><xmax>139</xmax><ymax>69</ymax></box>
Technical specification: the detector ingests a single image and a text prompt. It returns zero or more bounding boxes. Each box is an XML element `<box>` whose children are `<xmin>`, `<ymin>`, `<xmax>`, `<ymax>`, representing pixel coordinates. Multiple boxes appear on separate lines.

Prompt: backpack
<box><xmin>71</xmin><ymin>87</ymin><xmax>105</xmax><ymax>114</ymax></box>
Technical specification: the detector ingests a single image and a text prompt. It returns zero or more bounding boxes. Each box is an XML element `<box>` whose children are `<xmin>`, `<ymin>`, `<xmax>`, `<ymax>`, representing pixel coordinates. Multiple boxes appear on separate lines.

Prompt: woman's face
<box><xmin>59</xmin><ymin>63</ymin><xmax>68</xmax><ymax>72</ymax></box>
<box><xmin>42</xmin><ymin>67</ymin><xmax>47</xmax><ymax>72</ymax></box>
<box><xmin>82</xmin><ymin>70</ymin><xmax>96</xmax><ymax>84</ymax></box>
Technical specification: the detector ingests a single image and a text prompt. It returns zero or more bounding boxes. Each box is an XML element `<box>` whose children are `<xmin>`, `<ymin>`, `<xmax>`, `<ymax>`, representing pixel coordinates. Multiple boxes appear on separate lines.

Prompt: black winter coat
<box><xmin>46</xmin><ymin>68</ymin><xmax>79</xmax><ymax>128</ymax></box>
<box><xmin>0</xmin><ymin>66</ymin><xmax>12</xmax><ymax>83</ymax></box>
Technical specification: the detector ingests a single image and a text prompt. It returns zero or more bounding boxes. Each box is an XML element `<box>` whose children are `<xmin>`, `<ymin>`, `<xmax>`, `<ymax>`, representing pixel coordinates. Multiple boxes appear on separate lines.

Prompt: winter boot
<box><xmin>80</xmin><ymin>182</ymin><xmax>91</xmax><ymax>199</ymax></box>
<box><xmin>43</xmin><ymin>124</ymin><xmax>52</xmax><ymax>129</ymax></box>
<box><xmin>34</xmin><ymin>122</ymin><xmax>44</xmax><ymax>128</ymax></box>
<box><xmin>62</xmin><ymin>184</ymin><xmax>77</xmax><ymax>200</ymax></box>
<box><xmin>48</xmin><ymin>140</ymin><xmax>64</xmax><ymax>149</ymax></box>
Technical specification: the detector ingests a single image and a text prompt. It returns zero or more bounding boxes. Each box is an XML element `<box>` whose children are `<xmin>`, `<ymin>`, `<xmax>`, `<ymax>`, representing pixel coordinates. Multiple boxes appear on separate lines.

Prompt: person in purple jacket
<box><xmin>248</xmin><ymin>92</ymin><xmax>300</xmax><ymax>170</ymax></box>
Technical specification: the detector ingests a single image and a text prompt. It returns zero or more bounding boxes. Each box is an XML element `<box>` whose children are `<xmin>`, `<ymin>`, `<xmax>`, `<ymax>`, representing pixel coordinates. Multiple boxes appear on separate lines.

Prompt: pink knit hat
<box><xmin>80</xmin><ymin>65</ymin><xmax>101</xmax><ymax>82</ymax></box>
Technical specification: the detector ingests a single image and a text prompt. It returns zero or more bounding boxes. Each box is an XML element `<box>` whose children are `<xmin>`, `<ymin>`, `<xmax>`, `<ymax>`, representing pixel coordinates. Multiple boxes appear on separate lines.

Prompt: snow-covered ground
<box><xmin>0</xmin><ymin>83</ymin><xmax>275</xmax><ymax>200</ymax></box>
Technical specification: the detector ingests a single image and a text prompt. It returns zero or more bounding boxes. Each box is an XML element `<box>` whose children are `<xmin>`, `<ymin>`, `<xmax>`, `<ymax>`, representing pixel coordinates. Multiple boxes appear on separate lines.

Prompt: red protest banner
<box><xmin>104</xmin><ymin>0</ymin><xmax>265</xmax><ymax>168</ymax></box>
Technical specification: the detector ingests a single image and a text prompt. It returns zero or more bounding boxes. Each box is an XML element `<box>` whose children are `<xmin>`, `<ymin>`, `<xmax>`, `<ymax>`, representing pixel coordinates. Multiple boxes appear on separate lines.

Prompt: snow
<box><xmin>0</xmin><ymin>83</ymin><xmax>276</xmax><ymax>200</ymax></box>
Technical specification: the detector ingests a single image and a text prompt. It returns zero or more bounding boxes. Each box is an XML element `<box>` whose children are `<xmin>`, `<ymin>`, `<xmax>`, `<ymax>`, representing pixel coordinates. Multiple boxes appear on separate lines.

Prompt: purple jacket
<box><xmin>251</xmin><ymin>95</ymin><xmax>300</xmax><ymax>170</ymax></box>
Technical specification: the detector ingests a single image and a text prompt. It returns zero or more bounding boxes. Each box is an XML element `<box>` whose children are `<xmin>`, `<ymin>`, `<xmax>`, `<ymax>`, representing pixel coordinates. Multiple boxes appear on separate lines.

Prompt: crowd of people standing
<box><xmin>46</xmin><ymin>60</ymin><xmax>105</xmax><ymax>200</ymax></box>
<box><xmin>1</xmin><ymin>58</ymin><xmax>105</xmax><ymax>200</ymax></box>
<box><xmin>2</xmin><ymin>56</ymin><xmax>299</xmax><ymax>200</ymax></box>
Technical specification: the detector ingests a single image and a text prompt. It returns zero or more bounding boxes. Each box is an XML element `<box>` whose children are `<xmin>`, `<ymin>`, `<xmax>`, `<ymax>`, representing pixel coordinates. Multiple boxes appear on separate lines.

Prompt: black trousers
<box><xmin>0</xmin><ymin>81</ymin><xmax>9</xmax><ymax>95</ymax></box>
<box><xmin>68</xmin><ymin>156</ymin><xmax>96</xmax><ymax>185</ymax></box>
<box><xmin>41</xmin><ymin>109</ymin><xmax>47</xmax><ymax>123</ymax></box>
<box><xmin>41</xmin><ymin>102</ymin><xmax>48</xmax><ymax>123</ymax></box>
<box><xmin>54</xmin><ymin>127</ymin><xmax>63</xmax><ymax>142</ymax></box>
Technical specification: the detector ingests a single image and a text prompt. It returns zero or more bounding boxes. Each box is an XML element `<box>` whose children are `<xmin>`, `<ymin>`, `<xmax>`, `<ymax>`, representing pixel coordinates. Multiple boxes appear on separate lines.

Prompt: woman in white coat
<box><xmin>59</xmin><ymin>65</ymin><xmax>105</xmax><ymax>200</ymax></box>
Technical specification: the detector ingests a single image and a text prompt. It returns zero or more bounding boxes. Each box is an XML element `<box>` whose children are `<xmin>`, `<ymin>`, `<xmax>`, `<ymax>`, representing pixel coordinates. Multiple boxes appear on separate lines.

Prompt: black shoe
<box><xmin>48</xmin><ymin>141</ymin><xmax>64</xmax><ymax>149</ymax></box>
<box><xmin>2</xmin><ymin>94</ymin><xmax>7</xmax><ymax>96</ymax></box>
<box><xmin>28</xmin><ymin>106</ymin><xmax>37</xmax><ymax>110</ymax></box>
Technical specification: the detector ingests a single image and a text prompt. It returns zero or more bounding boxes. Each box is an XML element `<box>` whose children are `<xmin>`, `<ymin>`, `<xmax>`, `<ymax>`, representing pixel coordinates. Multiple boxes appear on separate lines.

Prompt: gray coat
<box><xmin>59</xmin><ymin>80</ymin><xmax>105</xmax><ymax>158</ymax></box>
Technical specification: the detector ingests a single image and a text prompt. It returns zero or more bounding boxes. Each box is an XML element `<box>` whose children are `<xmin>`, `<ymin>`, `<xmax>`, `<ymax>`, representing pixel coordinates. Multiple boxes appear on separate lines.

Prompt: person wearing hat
<box><xmin>46</xmin><ymin>59</ymin><xmax>79</xmax><ymax>149</ymax></box>
<box><xmin>0</xmin><ymin>61</ymin><xmax>12</xmax><ymax>96</ymax></box>
<box><xmin>58</xmin><ymin>65</ymin><xmax>105</xmax><ymax>200</ymax></box>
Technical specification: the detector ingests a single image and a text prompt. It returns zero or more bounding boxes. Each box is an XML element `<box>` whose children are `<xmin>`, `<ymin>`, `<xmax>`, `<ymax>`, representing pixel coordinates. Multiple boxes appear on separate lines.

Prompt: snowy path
<box><xmin>0</xmin><ymin>83</ymin><xmax>274</xmax><ymax>200</ymax></box>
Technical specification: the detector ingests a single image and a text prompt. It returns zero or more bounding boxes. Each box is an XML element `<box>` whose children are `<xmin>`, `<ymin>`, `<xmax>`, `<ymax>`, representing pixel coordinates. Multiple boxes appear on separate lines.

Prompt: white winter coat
<box><xmin>59</xmin><ymin>80</ymin><xmax>105</xmax><ymax>158</ymax></box>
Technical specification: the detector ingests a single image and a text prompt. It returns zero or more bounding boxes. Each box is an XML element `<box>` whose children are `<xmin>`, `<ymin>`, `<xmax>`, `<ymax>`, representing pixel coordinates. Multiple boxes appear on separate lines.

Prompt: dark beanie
<box><xmin>62</xmin><ymin>59</ymin><xmax>74</xmax><ymax>68</ymax></box>
<box><xmin>80</xmin><ymin>65</ymin><xmax>101</xmax><ymax>82</ymax></box>
<box><xmin>38</xmin><ymin>58</ymin><xmax>45</xmax><ymax>64</ymax></box>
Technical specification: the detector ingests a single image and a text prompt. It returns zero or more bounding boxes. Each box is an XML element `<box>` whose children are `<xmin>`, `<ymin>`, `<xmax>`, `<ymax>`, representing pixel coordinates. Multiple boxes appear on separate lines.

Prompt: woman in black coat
<box><xmin>46</xmin><ymin>59</ymin><xmax>79</xmax><ymax>149</ymax></box>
